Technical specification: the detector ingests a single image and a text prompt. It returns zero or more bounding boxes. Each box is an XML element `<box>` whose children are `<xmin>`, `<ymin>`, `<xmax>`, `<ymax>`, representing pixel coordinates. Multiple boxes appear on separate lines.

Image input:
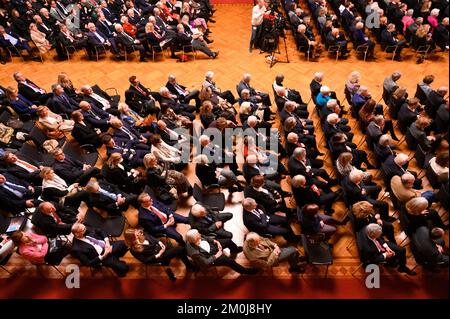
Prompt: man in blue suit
<box><xmin>86</xmin><ymin>22</ymin><xmax>122</xmax><ymax>60</ymax></box>
<box><xmin>0</xmin><ymin>26</ymin><xmax>38</xmax><ymax>60</ymax></box>
<box><xmin>352</xmin><ymin>21</ymin><xmax>375</xmax><ymax>59</ymax></box>
<box><xmin>138</xmin><ymin>193</ymin><xmax>188</xmax><ymax>246</ymax></box>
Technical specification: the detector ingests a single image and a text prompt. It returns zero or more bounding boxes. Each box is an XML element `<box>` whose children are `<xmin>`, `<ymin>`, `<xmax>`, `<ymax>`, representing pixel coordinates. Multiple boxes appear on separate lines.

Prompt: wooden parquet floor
<box><xmin>0</xmin><ymin>5</ymin><xmax>448</xmax><ymax>284</ymax></box>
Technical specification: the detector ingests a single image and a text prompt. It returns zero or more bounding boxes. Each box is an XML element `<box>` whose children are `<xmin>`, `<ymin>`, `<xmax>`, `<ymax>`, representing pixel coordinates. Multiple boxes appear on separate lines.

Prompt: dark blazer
<box><xmin>166</xmin><ymin>81</ymin><xmax>187</xmax><ymax>100</ymax></box>
<box><xmin>17</xmin><ymin>79</ymin><xmax>47</xmax><ymax>104</ymax></box>
<box><xmin>242</xmin><ymin>163</ymin><xmax>262</xmax><ymax>183</ymax></box>
<box><xmin>49</xmin><ymin>93</ymin><xmax>78</xmax><ymax>116</ymax></box>
<box><xmin>236</xmin><ymin>80</ymin><xmax>257</xmax><ymax>97</ymax></box>
<box><xmin>9</xmin><ymin>94</ymin><xmax>37</xmax><ymax>117</ymax></box>
<box><xmin>0</xmin><ymin>173</ymin><xmax>32</xmax><ymax>214</ymax></box>
<box><xmin>80</xmin><ymin>104</ymin><xmax>110</xmax><ymax>130</ymax></box>
<box><xmin>435</xmin><ymin>103</ymin><xmax>449</xmax><ymax>134</ymax></box>
<box><xmin>31</xmin><ymin>209</ymin><xmax>72</xmax><ymax>237</ymax></box>
<box><xmin>101</xmin><ymin>164</ymin><xmax>132</xmax><ymax>191</ymax></box>
<box><xmin>292</xmin><ymin>185</ymin><xmax>320</xmax><ymax>208</ymax></box>
<box><xmin>115</xmin><ymin>31</ymin><xmax>136</xmax><ymax>48</ymax></box>
<box><xmin>188</xmin><ymin>209</ymin><xmax>221</xmax><ymax>236</ymax></box>
<box><xmin>366</xmin><ymin>122</ymin><xmax>383</xmax><ymax>144</ymax></box>
<box><xmin>128</xmin><ymin>83</ymin><xmax>152</xmax><ymax>101</ymax></box>
<box><xmin>409</xmin><ymin>122</ymin><xmax>432</xmax><ymax>151</ymax></box>
<box><xmin>359</xmin><ymin>229</ymin><xmax>389</xmax><ymax>264</ymax></box>
<box><xmin>71</xmin><ymin>227</ymin><xmax>108</xmax><ymax>268</ymax></box>
<box><xmin>96</xmin><ymin>19</ymin><xmax>115</xmax><ymax>37</ymax></box>
<box><xmin>53</xmin><ymin>157</ymin><xmax>85</xmax><ymax>184</ymax></box>
<box><xmin>242</xmin><ymin>205</ymin><xmax>271</xmax><ymax>234</ymax></box>
<box><xmin>397</xmin><ymin>103</ymin><xmax>418</xmax><ymax>134</ymax></box>
<box><xmin>3</xmin><ymin>157</ymin><xmax>41</xmax><ymax>182</ymax></box>
<box><xmin>381</xmin><ymin>155</ymin><xmax>408</xmax><ymax>181</ymax></box>
<box><xmin>411</xmin><ymin>226</ymin><xmax>446</xmax><ymax>267</ymax></box>
<box><xmin>138</xmin><ymin>201</ymin><xmax>175</xmax><ymax>235</ymax></box>
<box><xmin>288</xmin><ymin>156</ymin><xmax>311</xmax><ymax>178</ymax></box>
<box><xmin>195</xmin><ymin>163</ymin><xmax>219</xmax><ymax>187</ymax></box>
<box><xmin>88</xmin><ymin>181</ymin><xmax>124</xmax><ymax>213</ymax></box>
<box><xmin>71</xmin><ymin>122</ymin><xmax>102</xmax><ymax>147</ymax></box>
<box><xmin>186</xmin><ymin>236</ymin><xmax>218</xmax><ymax>269</ymax></box>
<box><xmin>129</xmin><ymin>233</ymin><xmax>163</xmax><ymax>264</ymax></box>
<box><xmin>425</xmin><ymin>91</ymin><xmax>445</xmax><ymax>118</ymax></box>
<box><xmin>381</xmin><ymin>29</ymin><xmax>398</xmax><ymax>49</ymax></box>
<box><xmin>342</xmin><ymin>176</ymin><xmax>367</xmax><ymax>204</ymax></box>
<box><xmin>87</xmin><ymin>30</ymin><xmax>109</xmax><ymax>46</ymax></box>
<box><xmin>243</xmin><ymin>186</ymin><xmax>278</xmax><ymax>212</ymax></box>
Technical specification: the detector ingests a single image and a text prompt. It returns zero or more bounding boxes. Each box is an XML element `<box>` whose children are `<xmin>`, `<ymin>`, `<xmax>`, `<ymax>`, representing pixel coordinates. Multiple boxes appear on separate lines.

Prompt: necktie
<box><xmin>41</xmin><ymin>23</ymin><xmax>50</xmax><ymax>31</ymax></box>
<box><xmin>134</xmin><ymin>85</ymin><xmax>147</xmax><ymax>96</ymax></box>
<box><xmin>150</xmin><ymin>206</ymin><xmax>168</xmax><ymax>223</ymax></box>
<box><xmin>91</xmin><ymin>92</ymin><xmax>110</xmax><ymax>109</ymax></box>
<box><xmin>373</xmin><ymin>239</ymin><xmax>386</xmax><ymax>253</ymax></box>
<box><xmin>16</xmin><ymin>159</ymin><xmax>38</xmax><ymax>172</ymax></box>
<box><xmin>86</xmin><ymin>236</ymin><xmax>106</xmax><ymax>249</ymax></box>
<box><xmin>99</xmin><ymin>188</ymin><xmax>117</xmax><ymax>201</ymax></box>
<box><xmin>89</xmin><ymin>110</ymin><xmax>101</xmax><ymax>120</ymax></box>
<box><xmin>121</xmin><ymin>126</ymin><xmax>134</xmax><ymax>140</ymax></box>
<box><xmin>51</xmin><ymin>212</ymin><xmax>61</xmax><ymax>224</ymax></box>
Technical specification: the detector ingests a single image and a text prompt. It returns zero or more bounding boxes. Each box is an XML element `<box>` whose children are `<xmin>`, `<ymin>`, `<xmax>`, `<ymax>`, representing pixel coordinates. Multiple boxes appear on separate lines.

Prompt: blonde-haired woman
<box><xmin>57</xmin><ymin>72</ymin><xmax>79</xmax><ymax>99</ymax></box>
<box><xmin>40</xmin><ymin>167</ymin><xmax>88</xmax><ymax>209</ymax></box>
<box><xmin>29</xmin><ymin>23</ymin><xmax>51</xmax><ymax>54</ymax></box>
<box><xmin>101</xmin><ymin>153</ymin><xmax>145</xmax><ymax>194</ymax></box>
<box><xmin>405</xmin><ymin>197</ymin><xmax>445</xmax><ymax>234</ymax></box>
<box><xmin>352</xmin><ymin>201</ymin><xmax>395</xmax><ymax>242</ymax></box>
<box><xmin>37</xmin><ymin>105</ymin><xmax>74</xmax><ymax>133</ymax></box>
<box><xmin>143</xmin><ymin>153</ymin><xmax>192</xmax><ymax>200</ymax></box>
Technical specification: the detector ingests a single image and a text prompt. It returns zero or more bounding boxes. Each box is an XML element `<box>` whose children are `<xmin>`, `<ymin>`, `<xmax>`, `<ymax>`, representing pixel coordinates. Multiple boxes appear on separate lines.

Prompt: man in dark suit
<box><xmin>382</xmin><ymin>153</ymin><xmax>421</xmax><ymax>189</ymax></box>
<box><xmin>432</xmin><ymin>17</ymin><xmax>449</xmax><ymax>51</ymax></box>
<box><xmin>185</xmin><ymin>229</ymin><xmax>257</xmax><ymax>274</ymax></box>
<box><xmin>13</xmin><ymin>71</ymin><xmax>51</xmax><ymax>104</ymax></box>
<box><xmin>352</xmin><ymin>22</ymin><xmax>375</xmax><ymax>59</ymax></box>
<box><xmin>159</xmin><ymin>86</ymin><xmax>196</xmax><ymax>120</ymax></box>
<box><xmin>360</xmin><ymin>223</ymin><xmax>416</xmax><ymax>275</ymax></box>
<box><xmin>242</xmin><ymin>198</ymin><xmax>299</xmax><ymax>243</ymax></box>
<box><xmin>342</xmin><ymin>170</ymin><xmax>389</xmax><ymax>220</ymax></box>
<box><xmin>48</xmin><ymin>84</ymin><xmax>78</xmax><ymax>116</ymax></box>
<box><xmin>114</xmin><ymin>23</ymin><xmax>148</xmax><ymax>62</ymax></box>
<box><xmin>288</xmin><ymin>147</ymin><xmax>336</xmax><ymax>188</ymax></box>
<box><xmin>188</xmin><ymin>203</ymin><xmax>239</xmax><ymax>249</ymax></box>
<box><xmin>137</xmin><ymin>192</ymin><xmax>188</xmax><ymax>245</ymax></box>
<box><xmin>291</xmin><ymin>175</ymin><xmax>340</xmax><ymax>214</ymax></box>
<box><xmin>381</xmin><ymin>23</ymin><xmax>407</xmax><ymax>61</ymax></box>
<box><xmin>425</xmin><ymin>87</ymin><xmax>448</xmax><ymax>118</ymax></box>
<box><xmin>71</xmin><ymin>222</ymin><xmax>129</xmax><ymax>277</ymax></box>
<box><xmin>102</xmin><ymin>134</ymin><xmax>147</xmax><ymax>168</ymax></box>
<box><xmin>127</xmin><ymin>75</ymin><xmax>159</xmax><ymax>116</ymax></box>
<box><xmin>166</xmin><ymin>74</ymin><xmax>201</xmax><ymax>109</ymax></box>
<box><xmin>33</xmin><ymin>14</ymin><xmax>55</xmax><ymax>44</ymax></box>
<box><xmin>1</xmin><ymin>151</ymin><xmax>42</xmax><ymax>185</ymax></box>
<box><xmin>0</xmin><ymin>26</ymin><xmax>37</xmax><ymax>60</ymax></box>
<box><xmin>236</xmin><ymin>73</ymin><xmax>271</xmax><ymax>107</ymax></box>
<box><xmin>411</xmin><ymin>226</ymin><xmax>449</xmax><ymax>271</ymax></box>
<box><xmin>0</xmin><ymin>173</ymin><xmax>41</xmax><ymax>215</ymax></box>
<box><xmin>96</xmin><ymin>11</ymin><xmax>117</xmax><ymax>36</ymax></box>
<box><xmin>110</xmin><ymin>118</ymin><xmax>151</xmax><ymax>149</ymax></box>
<box><xmin>79</xmin><ymin>100</ymin><xmax>113</xmax><ymax>132</ymax></box>
<box><xmin>99</xmin><ymin>1</ymin><xmax>119</xmax><ymax>23</ymax></box>
<box><xmin>326</xmin><ymin>28</ymin><xmax>349</xmax><ymax>56</ymax></box>
<box><xmin>86</xmin><ymin>22</ymin><xmax>122</xmax><ymax>60</ymax></box>
<box><xmin>244</xmin><ymin>175</ymin><xmax>291</xmax><ymax>215</ymax></box>
<box><xmin>52</xmin><ymin>148</ymin><xmax>101</xmax><ymax>186</ymax></box>
<box><xmin>80</xmin><ymin>84</ymin><xmax>119</xmax><ymax>111</ymax></box>
<box><xmin>71</xmin><ymin>110</ymin><xmax>103</xmax><ymax>148</ymax></box>
<box><xmin>85</xmin><ymin>180</ymin><xmax>137</xmax><ymax>216</ymax></box>
<box><xmin>57</xmin><ymin>24</ymin><xmax>93</xmax><ymax>59</ymax></box>
<box><xmin>31</xmin><ymin>201</ymin><xmax>80</xmax><ymax>237</ymax></box>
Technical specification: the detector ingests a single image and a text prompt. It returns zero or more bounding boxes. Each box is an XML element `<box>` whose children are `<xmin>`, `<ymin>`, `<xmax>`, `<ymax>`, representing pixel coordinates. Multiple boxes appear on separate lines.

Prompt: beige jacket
<box><xmin>243</xmin><ymin>237</ymin><xmax>279</xmax><ymax>269</ymax></box>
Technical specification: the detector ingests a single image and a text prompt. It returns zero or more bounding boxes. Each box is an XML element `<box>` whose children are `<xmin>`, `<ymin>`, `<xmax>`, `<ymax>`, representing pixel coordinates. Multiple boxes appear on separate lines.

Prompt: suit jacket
<box><xmin>71</xmin><ymin>121</ymin><xmax>102</xmax><ymax>147</ymax></box>
<box><xmin>244</xmin><ymin>186</ymin><xmax>278</xmax><ymax>213</ymax></box>
<box><xmin>288</xmin><ymin>156</ymin><xmax>312</xmax><ymax>178</ymax></box>
<box><xmin>0</xmin><ymin>173</ymin><xmax>32</xmax><ymax>214</ymax></box>
<box><xmin>138</xmin><ymin>201</ymin><xmax>175</xmax><ymax>235</ymax></box>
<box><xmin>129</xmin><ymin>233</ymin><xmax>163</xmax><ymax>264</ymax></box>
<box><xmin>411</xmin><ymin>226</ymin><xmax>444</xmax><ymax>266</ymax></box>
<box><xmin>359</xmin><ymin>229</ymin><xmax>389</xmax><ymax>264</ymax></box>
<box><xmin>49</xmin><ymin>93</ymin><xmax>78</xmax><ymax>115</ymax></box>
<box><xmin>9</xmin><ymin>94</ymin><xmax>37</xmax><ymax>116</ymax></box>
<box><xmin>243</xmin><ymin>237</ymin><xmax>279</xmax><ymax>268</ymax></box>
<box><xmin>31</xmin><ymin>209</ymin><xmax>72</xmax><ymax>237</ymax></box>
<box><xmin>166</xmin><ymin>82</ymin><xmax>187</xmax><ymax>100</ymax></box>
<box><xmin>236</xmin><ymin>80</ymin><xmax>257</xmax><ymax>97</ymax></box>
<box><xmin>88</xmin><ymin>181</ymin><xmax>124</xmax><ymax>213</ymax></box>
<box><xmin>185</xmin><ymin>236</ymin><xmax>218</xmax><ymax>269</ymax></box>
<box><xmin>353</xmin><ymin>29</ymin><xmax>368</xmax><ymax>46</ymax></box>
<box><xmin>96</xmin><ymin>19</ymin><xmax>115</xmax><ymax>38</ymax></box>
<box><xmin>0</xmin><ymin>29</ymin><xmax>23</xmax><ymax>48</ymax></box>
<box><xmin>366</xmin><ymin>122</ymin><xmax>383</xmax><ymax>144</ymax></box>
<box><xmin>3</xmin><ymin>157</ymin><xmax>41</xmax><ymax>182</ymax></box>
<box><xmin>435</xmin><ymin>104</ymin><xmax>449</xmax><ymax>134</ymax></box>
<box><xmin>243</xmin><ymin>163</ymin><xmax>262</xmax><ymax>183</ymax></box>
<box><xmin>381</xmin><ymin>29</ymin><xmax>398</xmax><ymax>49</ymax></box>
<box><xmin>398</xmin><ymin>104</ymin><xmax>418</xmax><ymax>133</ymax></box>
<box><xmin>115</xmin><ymin>31</ymin><xmax>136</xmax><ymax>48</ymax></box>
<box><xmin>17</xmin><ymin>79</ymin><xmax>47</xmax><ymax>104</ymax></box>
<box><xmin>101</xmin><ymin>164</ymin><xmax>132</xmax><ymax>191</ymax></box>
<box><xmin>342</xmin><ymin>176</ymin><xmax>367</xmax><ymax>204</ymax></box>
<box><xmin>242</xmin><ymin>205</ymin><xmax>271</xmax><ymax>234</ymax></box>
<box><xmin>81</xmin><ymin>104</ymin><xmax>110</xmax><ymax>130</ymax></box>
<box><xmin>188</xmin><ymin>209</ymin><xmax>221</xmax><ymax>236</ymax></box>
<box><xmin>426</xmin><ymin>91</ymin><xmax>445</xmax><ymax>118</ymax></box>
<box><xmin>382</xmin><ymin>154</ymin><xmax>409</xmax><ymax>181</ymax></box>
<box><xmin>409</xmin><ymin>122</ymin><xmax>432</xmax><ymax>151</ymax></box>
<box><xmin>292</xmin><ymin>185</ymin><xmax>320</xmax><ymax>208</ymax></box>
<box><xmin>195</xmin><ymin>163</ymin><xmax>219</xmax><ymax>187</ymax></box>
<box><xmin>87</xmin><ymin>30</ymin><xmax>109</xmax><ymax>46</ymax></box>
<box><xmin>53</xmin><ymin>157</ymin><xmax>85</xmax><ymax>184</ymax></box>
<box><xmin>71</xmin><ymin>227</ymin><xmax>108</xmax><ymax>267</ymax></box>
<box><xmin>37</xmin><ymin>22</ymin><xmax>54</xmax><ymax>38</ymax></box>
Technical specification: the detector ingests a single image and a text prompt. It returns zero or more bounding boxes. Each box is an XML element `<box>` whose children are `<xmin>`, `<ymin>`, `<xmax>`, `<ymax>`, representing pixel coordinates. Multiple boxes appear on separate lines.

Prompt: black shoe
<box><xmin>165</xmin><ymin>267</ymin><xmax>177</xmax><ymax>281</ymax></box>
<box><xmin>394</xmin><ymin>56</ymin><xmax>403</xmax><ymax>61</ymax></box>
<box><xmin>325</xmin><ymin>208</ymin><xmax>335</xmax><ymax>215</ymax></box>
<box><xmin>234</xmin><ymin>170</ymin><xmax>243</xmax><ymax>176</ymax></box>
<box><xmin>391</xmin><ymin>135</ymin><xmax>400</xmax><ymax>141</ymax></box>
<box><xmin>209</xmin><ymin>19</ymin><xmax>216</xmax><ymax>23</ymax></box>
<box><xmin>205</xmin><ymin>38</ymin><xmax>214</xmax><ymax>44</ymax></box>
<box><xmin>339</xmin><ymin>214</ymin><xmax>350</xmax><ymax>225</ymax></box>
<box><xmin>298</xmin><ymin>255</ymin><xmax>308</xmax><ymax>263</ymax></box>
<box><xmin>398</xmin><ymin>266</ymin><xmax>417</xmax><ymax>276</ymax></box>
<box><xmin>212</xmin><ymin>51</ymin><xmax>219</xmax><ymax>59</ymax></box>
<box><xmin>288</xmin><ymin>265</ymin><xmax>306</xmax><ymax>274</ymax></box>
<box><xmin>228</xmin><ymin>186</ymin><xmax>239</xmax><ymax>193</ymax></box>
<box><xmin>170</xmin><ymin>54</ymin><xmax>178</xmax><ymax>59</ymax></box>
<box><xmin>387</xmin><ymin>216</ymin><xmax>398</xmax><ymax>223</ymax></box>
<box><xmin>327</xmin><ymin>179</ymin><xmax>339</xmax><ymax>186</ymax></box>
<box><xmin>140</xmin><ymin>58</ymin><xmax>148</xmax><ymax>62</ymax></box>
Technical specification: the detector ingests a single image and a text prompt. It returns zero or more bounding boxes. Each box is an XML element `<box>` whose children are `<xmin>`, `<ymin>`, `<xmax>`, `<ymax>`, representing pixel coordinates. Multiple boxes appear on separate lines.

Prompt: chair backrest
<box><xmin>19</xmin><ymin>142</ymin><xmax>44</xmax><ymax>165</ymax></box>
<box><xmin>193</xmin><ymin>183</ymin><xmax>204</xmax><ymax>203</ymax></box>
<box><xmin>414</xmin><ymin>144</ymin><xmax>428</xmax><ymax>169</ymax></box>
<box><xmin>29</xmin><ymin>125</ymin><xmax>48</xmax><ymax>148</ymax></box>
<box><xmin>398</xmin><ymin>204</ymin><xmax>411</xmax><ymax>235</ymax></box>
<box><xmin>414</xmin><ymin>84</ymin><xmax>427</xmax><ymax>105</ymax></box>
<box><xmin>438</xmin><ymin>183</ymin><xmax>449</xmax><ymax>211</ymax></box>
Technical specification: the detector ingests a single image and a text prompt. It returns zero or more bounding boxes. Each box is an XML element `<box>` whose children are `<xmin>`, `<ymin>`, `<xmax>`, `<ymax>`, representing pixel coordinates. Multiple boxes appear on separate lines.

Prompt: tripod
<box><xmin>265</xmin><ymin>34</ymin><xmax>290</xmax><ymax>68</ymax></box>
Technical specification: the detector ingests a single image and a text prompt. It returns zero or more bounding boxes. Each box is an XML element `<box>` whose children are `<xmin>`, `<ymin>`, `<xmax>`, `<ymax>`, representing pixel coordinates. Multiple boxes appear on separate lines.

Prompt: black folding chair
<box><xmin>193</xmin><ymin>183</ymin><xmax>225</xmax><ymax>211</ymax></box>
<box><xmin>301</xmin><ymin>233</ymin><xmax>333</xmax><ymax>278</ymax></box>
<box><xmin>83</xmin><ymin>209</ymin><xmax>126</xmax><ymax>238</ymax></box>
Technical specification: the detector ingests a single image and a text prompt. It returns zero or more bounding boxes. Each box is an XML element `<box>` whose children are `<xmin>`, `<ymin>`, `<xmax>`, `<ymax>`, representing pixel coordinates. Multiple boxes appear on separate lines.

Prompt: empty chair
<box><xmin>300</xmin><ymin>233</ymin><xmax>333</xmax><ymax>278</ymax></box>
<box><xmin>193</xmin><ymin>183</ymin><xmax>225</xmax><ymax>211</ymax></box>
<box><xmin>83</xmin><ymin>209</ymin><xmax>126</xmax><ymax>238</ymax></box>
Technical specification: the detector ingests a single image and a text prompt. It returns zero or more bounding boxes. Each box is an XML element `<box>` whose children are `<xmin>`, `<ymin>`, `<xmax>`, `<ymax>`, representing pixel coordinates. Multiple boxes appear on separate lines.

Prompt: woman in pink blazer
<box><xmin>11</xmin><ymin>231</ymin><xmax>48</xmax><ymax>264</ymax></box>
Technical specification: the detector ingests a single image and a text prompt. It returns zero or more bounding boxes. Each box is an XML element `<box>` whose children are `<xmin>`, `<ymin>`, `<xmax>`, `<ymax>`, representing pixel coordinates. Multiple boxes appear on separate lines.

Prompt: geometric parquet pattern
<box><xmin>0</xmin><ymin>5</ymin><xmax>448</xmax><ymax>285</ymax></box>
